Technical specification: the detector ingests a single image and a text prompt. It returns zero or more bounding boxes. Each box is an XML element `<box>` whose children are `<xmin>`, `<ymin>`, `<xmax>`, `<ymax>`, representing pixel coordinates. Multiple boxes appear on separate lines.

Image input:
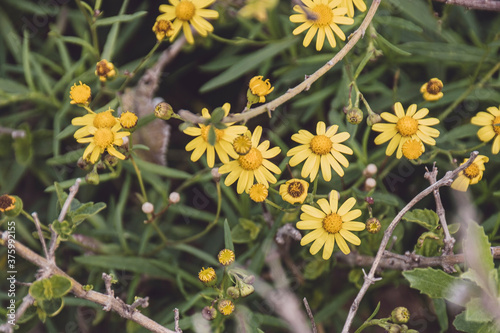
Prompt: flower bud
<box><xmin>364</xmin><ymin>178</ymin><xmax>376</xmax><ymax>191</ymax></box>
<box><xmin>391</xmin><ymin>307</ymin><xmax>410</xmax><ymax>324</ymax></box>
<box><xmin>365</xmin><ymin>197</ymin><xmax>374</xmax><ymax>205</ymax></box>
<box><xmin>366</xmin><ymin>217</ymin><xmax>381</xmax><ymax>234</ymax></box>
<box><xmin>363</xmin><ymin>163</ymin><xmax>378</xmax><ymax>177</ymax></box>
<box><xmin>346</xmin><ymin>107</ymin><xmax>363</xmax><ymax>125</ymax></box>
<box><xmin>85</xmin><ymin>172</ymin><xmax>100</xmax><ymax>185</ymax></box>
<box><xmin>104</xmin><ymin>154</ymin><xmax>119</xmax><ymax>167</ymax></box>
<box><xmin>202</xmin><ymin>306</ymin><xmax>217</xmax><ymax>320</ymax></box>
<box><xmin>367</xmin><ymin>113</ymin><xmax>382</xmax><ymax>126</ymax></box>
<box><xmin>226</xmin><ymin>286</ymin><xmax>240</xmax><ymax>299</ymax></box>
<box><xmin>142</xmin><ymin>202</ymin><xmax>154</xmax><ymax>214</ymax></box>
<box><xmin>154</xmin><ymin>102</ymin><xmax>174</xmax><ymax>120</ymax></box>
<box><xmin>1</xmin><ymin>195</ymin><xmax>22</xmax><ymax>217</ymax></box>
<box><xmin>211</xmin><ymin>168</ymin><xmax>221</xmax><ymax>182</ymax></box>
<box><xmin>239</xmin><ymin>283</ymin><xmax>255</xmax><ymax>297</ymax></box>
<box><xmin>217</xmin><ymin>299</ymin><xmax>235</xmax><ymax>316</ymax></box>
<box><xmin>243</xmin><ymin>275</ymin><xmax>255</xmax><ymax>284</ymax></box>
<box><xmin>388</xmin><ymin>325</ymin><xmax>402</xmax><ymax>333</ymax></box>
<box><xmin>169</xmin><ymin>192</ymin><xmax>180</xmax><ymax>204</ymax></box>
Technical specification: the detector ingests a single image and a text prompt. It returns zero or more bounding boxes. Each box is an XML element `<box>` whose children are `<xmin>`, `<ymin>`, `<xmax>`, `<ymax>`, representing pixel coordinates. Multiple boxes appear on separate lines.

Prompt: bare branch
<box><xmin>432</xmin><ymin>0</ymin><xmax>500</xmax><ymax>11</ymax></box>
<box><xmin>303</xmin><ymin>297</ymin><xmax>318</xmax><ymax>333</ymax></box>
<box><xmin>32</xmin><ymin>212</ymin><xmax>49</xmax><ymax>260</ymax></box>
<box><xmin>174</xmin><ymin>308</ymin><xmax>182</xmax><ymax>333</ymax></box>
<box><xmin>58</xmin><ymin>178</ymin><xmax>82</xmax><ymax>222</ymax></box>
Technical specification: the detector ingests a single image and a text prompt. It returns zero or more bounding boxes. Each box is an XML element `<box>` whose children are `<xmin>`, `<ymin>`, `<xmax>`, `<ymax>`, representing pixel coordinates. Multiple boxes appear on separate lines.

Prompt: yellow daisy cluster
<box><xmin>156</xmin><ymin>0</ymin><xmax>219</xmax><ymax>44</ymax></box>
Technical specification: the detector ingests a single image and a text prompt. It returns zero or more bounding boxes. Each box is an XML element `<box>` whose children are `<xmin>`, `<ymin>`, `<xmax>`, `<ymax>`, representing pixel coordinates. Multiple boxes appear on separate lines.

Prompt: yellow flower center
<box><xmin>402</xmin><ymin>139</ymin><xmax>423</xmax><ymax>160</ymax></box>
<box><xmin>218</xmin><ymin>300</ymin><xmax>234</xmax><ymax>316</ymax></box>
<box><xmin>396</xmin><ymin>116</ymin><xmax>419</xmax><ymax>137</ymax></box>
<box><xmin>93</xmin><ymin>111</ymin><xmax>117</xmax><ymax>128</ymax></box>
<box><xmin>238</xmin><ymin>148</ymin><xmax>263</xmax><ymax>170</ymax></box>
<box><xmin>288</xmin><ymin>181</ymin><xmax>305</xmax><ymax>198</ymax></box>
<box><xmin>0</xmin><ymin>194</ymin><xmax>16</xmax><ymax>212</ymax></box>
<box><xmin>311</xmin><ymin>4</ymin><xmax>333</xmax><ymax>26</ymax></box>
<box><xmin>493</xmin><ymin>116</ymin><xmax>500</xmax><ymax>135</ymax></box>
<box><xmin>463</xmin><ymin>163</ymin><xmax>480</xmax><ymax>179</ymax></box>
<box><xmin>120</xmin><ymin>112</ymin><xmax>138</xmax><ymax>129</ymax></box>
<box><xmin>70</xmin><ymin>83</ymin><xmax>91</xmax><ymax>104</ymax></box>
<box><xmin>198</xmin><ymin>267</ymin><xmax>216</xmax><ymax>283</ymax></box>
<box><xmin>310</xmin><ymin>135</ymin><xmax>332</xmax><ymax>155</ymax></box>
<box><xmin>323</xmin><ymin>213</ymin><xmax>343</xmax><ymax>234</ymax></box>
<box><xmin>176</xmin><ymin>0</ymin><xmax>196</xmax><ymax>21</ymax></box>
<box><xmin>249</xmin><ymin>184</ymin><xmax>268</xmax><ymax>202</ymax></box>
<box><xmin>218</xmin><ymin>249</ymin><xmax>235</xmax><ymax>266</ymax></box>
<box><xmin>94</xmin><ymin>128</ymin><xmax>114</xmax><ymax>149</ymax></box>
<box><xmin>233</xmin><ymin>135</ymin><xmax>252</xmax><ymax>155</ymax></box>
<box><xmin>200</xmin><ymin>125</ymin><xmax>224</xmax><ymax>144</ymax></box>
<box><xmin>426</xmin><ymin>79</ymin><xmax>443</xmax><ymax>95</ymax></box>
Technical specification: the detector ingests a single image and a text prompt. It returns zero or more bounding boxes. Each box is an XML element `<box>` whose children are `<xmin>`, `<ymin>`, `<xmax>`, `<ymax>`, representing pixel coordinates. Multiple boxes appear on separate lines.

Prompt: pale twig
<box><xmin>177</xmin><ymin>0</ymin><xmax>382</xmax><ymax>124</ymax></box>
<box><xmin>0</xmin><ymin>294</ymin><xmax>34</xmax><ymax>333</ymax></box>
<box><xmin>303</xmin><ymin>297</ymin><xmax>318</xmax><ymax>333</ymax></box>
<box><xmin>58</xmin><ymin>178</ymin><xmax>82</xmax><ymax>222</ymax></box>
<box><xmin>432</xmin><ymin>0</ymin><xmax>500</xmax><ymax>11</ymax></box>
<box><xmin>425</xmin><ymin>163</ymin><xmax>456</xmax><ymax>272</ymax></box>
<box><xmin>130</xmin><ymin>297</ymin><xmax>150</xmax><ymax>311</ymax></box>
<box><xmin>32</xmin><ymin>212</ymin><xmax>49</xmax><ymax>260</ymax></box>
<box><xmin>341</xmin><ymin>151</ymin><xmax>479</xmax><ymax>333</ymax></box>
<box><xmin>174</xmin><ymin>308</ymin><xmax>182</xmax><ymax>333</ymax></box>
<box><xmin>0</xmin><ymin>233</ymin><xmax>176</xmax><ymax>333</ymax></box>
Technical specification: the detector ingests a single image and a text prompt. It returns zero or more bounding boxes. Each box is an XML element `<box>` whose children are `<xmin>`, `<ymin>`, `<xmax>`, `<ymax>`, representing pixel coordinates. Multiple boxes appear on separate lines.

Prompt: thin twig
<box><xmin>432</xmin><ymin>0</ymin><xmax>500</xmax><ymax>11</ymax></box>
<box><xmin>32</xmin><ymin>213</ymin><xmax>49</xmax><ymax>260</ymax></box>
<box><xmin>130</xmin><ymin>297</ymin><xmax>150</xmax><ymax>311</ymax></box>
<box><xmin>341</xmin><ymin>151</ymin><xmax>479</xmax><ymax>333</ymax></box>
<box><xmin>174</xmin><ymin>308</ymin><xmax>182</xmax><ymax>333</ymax></box>
<box><xmin>177</xmin><ymin>0</ymin><xmax>382</xmax><ymax>124</ymax></box>
<box><xmin>303</xmin><ymin>297</ymin><xmax>318</xmax><ymax>333</ymax></box>
<box><xmin>58</xmin><ymin>178</ymin><xmax>82</xmax><ymax>222</ymax></box>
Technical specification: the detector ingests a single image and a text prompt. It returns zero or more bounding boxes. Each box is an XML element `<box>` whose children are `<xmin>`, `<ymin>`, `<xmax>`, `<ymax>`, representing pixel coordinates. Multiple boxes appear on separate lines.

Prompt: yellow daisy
<box><xmin>219</xmin><ymin>126</ymin><xmax>281</xmax><ymax>194</ymax></box>
<box><xmin>69</xmin><ymin>81</ymin><xmax>91</xmax><ymax>105</ymax></box>
<box><xmin>340</xmin><ymin>0</ymin><xmax>366</xmax><ymax>18</ymax></box>
<box><xmin>77</xmin><ymin>123</ymin><xmax>130</xmax><ymax>164</ymax></box>
<box><xmin>290</xmin><ymin>0</ymin><xmax>354</xmax><ymax>51</ymax></box>
<box><xmin>451</xmin><ymin>155</ymin><xmax>489</xmax><ymax>192</ymax></box>
<box><xmin>157</xmin><ymin>0</ymin><xmax>219</xmax><ymax>44</ymax></box>
<box><xmin>297</xmin><ymin>190</ymin><xmax>365</xmax><ymax>259</ymax></box>
<box><xmin>238</xmin><ymin>0</ymin><xmax>278</xmax><ymax>22</ymax></box>
<box><xmin>287</xmin><ymin>121</ymin><xmax>353</xmax><ymax>182</ymax></box>
<box><xmin>420</xmin><ymin>78</ymin><xmax>444</xmax><ymax>102</ymax></box>
<box><xmin>152</xmin><ymin>19</ymin><xmax>174</xmax><ymax>41</ymax></box>
<box><xmin>249</xmin><ymin>76</ymin><xmax>274</xmax><ymax>103</ymax></box>
<box><xmin>72</xmin><ymin>109</ymin><xmax>119</xmax><ymax>140</ymax></box>
<box><xmin>248</xmin><ymin>183</ymin><xmax>268</xmax><ymax>202</ymax></box>
<box><xmin>279</xmin><ymin>179</ymin><xmax>309</xmax><ymax>204</ymax></box>
<box><xmin>183</xmin><ymin>103</ymin><xmax>247</xmax><ymax>168</ymax></box>
<box><xmin>372</xmin><ymin>103</ymin><xmax>440</xmax><ymax>159</ymax></box>
<box><xmin>401</xmin><ymin>138</ymin><xmax>424</xmax><ymax>160</ymax></box>
<box><xmin>471</xmin><ymin>106</ymin><xmax>500</xmax><ymax>154</ymax></box>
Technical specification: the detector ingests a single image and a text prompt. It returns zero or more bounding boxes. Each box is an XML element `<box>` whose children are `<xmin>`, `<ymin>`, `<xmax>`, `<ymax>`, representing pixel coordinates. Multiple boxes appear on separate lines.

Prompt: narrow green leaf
<box><xmin>38</xmin><ymin>298</ymin><xmax>64</xmax><ymax>317</ymax></box>
<box><xmin>74</xmin><ymin>256</ymin><xmax>169</xmax><ymax>278</ymax></box>
<box><xmin>22</xmin><ymin>30</ymin><xmax>35</xmax><ymax>91</ymax></box>
<box><xmin>224</xmin><ymin>219</ymin><xmax>234</xmax><ymax>251</ymax></box>
<box><xmin>432</xmin><ymin>298</ymin><xmax>448</xmax><ymax>332</ymax></box>
<box><xmin>400</xmin><ymin>42</ymin><xmax>492</xmax><ymax>63</ymax></box>
<box><xmin>95</xmin><ymin>11</ymin><xmax>147</xmax><ymax>26</ymax></box>
<box><xmin>207</xmin><ymin>126</ymin><xmax>216</xmax><ymax>146</ymax></box>
<box><xmin>102</xmin><ymin>0</ymin><xmax>130</xmax><ymax>60</ymax></box>
<box><xmin>171</xmin><ymin>244</ymin><xmax>219</xmax><ymax>266</ymax></box>
<box><xmin>69</xmin><ymin>202</ymin><xmax>107</xmax><ymax>226</ymax></box>
<box><xmin>56</xmin><ymin>35</ymin><xmax>98</xmax><ymax>57</ymax></box>
<box><xmin>0</xmin><ymin>78</ymin><xmax>29</xmax><ymax>94</ymax></box>
<box><xmin>133</xmin><ymin>159</ymin><xmax>192</xmax><ymax>179</ymax></box>
<box><xmin>376</xmin><ymin>33</ymin><xmax>411</xmax><ymax>57</ymax></box>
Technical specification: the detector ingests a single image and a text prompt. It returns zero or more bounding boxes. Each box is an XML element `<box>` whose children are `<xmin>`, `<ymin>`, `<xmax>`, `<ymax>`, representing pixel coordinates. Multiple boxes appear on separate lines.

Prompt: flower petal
<box><xmin>337</xmin><ymin>197</ymin><xmax>356</xmax><ymax>216</ymax></box>
<box><xmin>342</xmin><ymin>221</ymin><xmax>366</xmax><ymax>231</ymax></box>
<box><xmin>341</xmin><ymin>209</ymin><xmax>361</xmax><ymax>222</ymax></box>
<box><xmin>301</xmin><ymin>204</ymin><xmax>327</xmax><ymax>219</ymax></box>
<box><xmin>317</xmin><ymin>198</ymin><xmax>331</xmax><ymax>215</ymax></box>
<box><xmin>300</xmin><ymin>228</ymin><xmax>326</xmax><ymax>246</ymax></box>
<box><xmin>335</xmin><ymin>233</ymin><xmax>350</xmax><ymax>254</ymax></box>
<box><xmin>297</xmin><ymin>220</ymin><xmax>323</xmax><ymax>230</ymax></box>
<box><xmin>310</xmin><ymin>232</ymin><xmax>328</xmax><ymax>255</ymax></box>
<box><xmin>322</xmin><ymin>235</ymin><xmax>335</xmax><ymax>259</ymax></box>
<box><xmin>339</xmin><ymin>229</ymin><xmax>361</xmax><ymax>245</ymax></box>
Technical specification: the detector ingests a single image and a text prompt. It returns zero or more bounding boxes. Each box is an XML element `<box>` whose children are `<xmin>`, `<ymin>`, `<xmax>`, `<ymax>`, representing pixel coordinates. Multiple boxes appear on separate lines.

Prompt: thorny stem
<box><xmin>178</xmin><ymin>0</ymin><xmax>382</xmax><ymax>124</ymax></box>
<box><xmin>341</xmin><ymin>151</ymin><xmax>479</xmax><ymax>333</ymax></box>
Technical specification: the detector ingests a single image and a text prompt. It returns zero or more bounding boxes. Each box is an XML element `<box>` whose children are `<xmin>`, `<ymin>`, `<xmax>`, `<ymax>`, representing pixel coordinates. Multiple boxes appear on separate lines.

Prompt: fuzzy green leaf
<box><xmin>224</xmin><ymin>219</ymin><xmax>234</xmax><ymax>251</ymax></box>
<box><xmin>48</xmin><ymin>275</ymin><xmax>72</xmax><ymax>299</ymax></box>
<box><xmin>94</xmin><ymin>11</ymin><xmax>147</xmax><ymax>26</ymax></box>
<box><xmin>403</xmin><ymin>209</ymin><xmax>439</xmax><ymax>230</ymax></box>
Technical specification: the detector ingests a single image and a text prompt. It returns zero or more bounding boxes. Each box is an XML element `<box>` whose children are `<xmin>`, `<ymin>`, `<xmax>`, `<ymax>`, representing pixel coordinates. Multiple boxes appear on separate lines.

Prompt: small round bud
<box><xmin>232</xmin><ymin>135</ymin><xmax>252</xmax><ymax>155</ymax></box>
<box><xmin>365</xmin><ymin>197</ymin><xmax>374</xmax><ymax>205</ymax></box>
<box><xmin>202</xmin><ymin>306</ymin><xmax>217</xmax><ymax>320</ymax></box>
<box><xmin>169</xmin><ymin>192</ymin><xmax>180</xmax><ymax>204</ymax></box>
<box><xmin>346</xmin><ymin>107</ymin><xmax>363</xmax><ymax>125</ymax></box>
<box><xmin>239</xmin><ymin>283</ymin><xmax>255</xmax><ymax>297</ymax></box>
<box><xmin>155</xmin><ymin>102</ymin><xmax>174</xmax><ymax>120</ymax></box>
<box><xmin>85</xmin><ymin>172</ymin><xmax>100</xmax><ymax>185</ymax></box>
<box><xmin>364</xmin><ymin>177</ymin><xmax>376</xmax><ymax>191</ymax></box>
<box><xmin>77</xmin><ymin>157</ymin><xmax>93</xmax><ymax>171</ymax></box>
<box><xmin>218</xmin><ymin>249</ymin><xmax>235</xmax><ymax>266</ymax></box>
<box><xmin>226</xmin><ymin>286</ymin><xmax>240</xmax><ymax>299</ymax></box>
<box><xmin>366</xmin><ymin>217</ymin><xmax>381</xmax><ymax>234</ymax></box>
<box><xmin>363</xmin><ymin>163</ymin><xmax>378</xmax><ymax>177</ymax></box>
<box><xmin>217</xmin><ymin>299</ymin><xmax>235</xmax><ymax>316</ymax></box>
<box><xmin>142</xmin><ymin>202</ymin><xmax>154</xmax><ymax>214</ymax></box>
<box><xmin>211</xmin><ymin>168</ymin><xmax>221</xmax><ymax>182</ymax></box>
<box><xmin>388</xmin><ymin>325</ymin><xmax>402</xmax><ymax>333</ymax></box>
<box><xmin>391</xmin><ymin>307</ymin><xmax>410</xmax><ymax>324</ymax></box>
<box><xmin>198</xmin><ymin>267</ymin><xmax>217</xmax><ymax>286</ymax></box>
<box><xmin>0</xmin><ymin>195</ymin><xmax>22</xmax><ymax>217</ymax></box>
<box><xmin>367</xmin><ymin>113</ymin><xmax>382</xmax><ymax>126</ymax></box>
<box><xmin>104</xmin><ymin>154</ymin><xmax>119</xmax><ymax>167</ymax></box>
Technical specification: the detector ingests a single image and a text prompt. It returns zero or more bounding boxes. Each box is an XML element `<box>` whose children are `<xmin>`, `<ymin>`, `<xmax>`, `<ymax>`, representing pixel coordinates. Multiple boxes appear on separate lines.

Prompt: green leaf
<box><xmin>0</xmin><ymin>78</ymin><xmax>29</xmax><ymax>94</ymax></box>
<box><xmin>231</xmin><ymin>218</ymin><xmax>261</xmax><ymax>244</ymax></box>
<box><xmin>200</xmin><ymin>38</ymin><xmax>297</xmax><ymax>93</ymax></box>
<box><xmin>12</xmin><ymin>124</ymin><xmax>33</xmax><ymax>166</ymax></box>
<box><xmin>207</xmin><ymin>126</ymin><xmax>216</xmax><ymax>146</ymax></box>
<box><xmin>373</xmin><ymin>16</ymin><xmax>423</xmax><ymax>33</ymax></box>
<box><xmin>375</xmin><ymin>33</ymin><xmax>411</xmax><ymax>56</ymax></box>
<box><xmin>432</xmin><ymin>298</ymin><xmax>448</xmax><ymax>332</ymax></box>
<box><xmin>465</xmin><ymin>298</ymin><xmax>494</xmax><ymax>323</ymax></box>
<box><xmin>448</xmin><ymin>223</ymin><xmax>460</xmax><ymax>234</ymax></box>
<box><xmin>463</xmin><ymin>223</ymin><xmax>495</xmax><ymax>291</ymax></box>
<box><xmin>133</xmin><ymin>159</ymin><xmax>192</xmax><ymax>179</ymax></box>
<box><xmin>74</xmin><ymin>256</ymin><xmax>170</xmax><ymax>278</ymax></box>
<box><xmin>94</xmin><ymin>11</ymin><xmax>147</xmax><ymax>26</ymax></box>
<box><xmin>48</xmin><ymin>275</ymin><xmax>72</xmax><ymax>298</ymax></box>
<box><xmin>403</xmin><ymin>209</ymin><xmax>439</xmax><ymax>230</ymax></box>
<box><xmin>303</xmin><ymin>260</ymin><xmax>329</xmax><ymax>280</ymax></box>
<box><xmin>37</xmin><ymin>298</ymin><xmax>64</xmax><ymax>317</ymax></box>
<box><xmin>210</xmin><ymin>107</ymin><xmax>225</xmax><ymax>123</ymax></box>
<box><xmin>22</xmin><ymin>30</ymin><xmax>35</xmax><ymax>91</ymax></box>
<box><xmin>224</xmin><ymin>219</ymin><xmax>234</xmax><ymax>251</ymax></box>
<box><xmin>29</xmin><ymin>279</ymin><xmax>52</xmax><ymax>300</ymax></box>
<box><xmin>68</xmin><ymin>202</ymin><xmax>107</xmax><ymax>226</ymax></box>
<box><xmin>399</xmin><ymin>42</ymin><xmax>492</xmax><ymax>63</ymax></box>
<box><xmin>453</xmin><ymin>311</ymin><xmax>484</xmax><ymax>333</ymax></box>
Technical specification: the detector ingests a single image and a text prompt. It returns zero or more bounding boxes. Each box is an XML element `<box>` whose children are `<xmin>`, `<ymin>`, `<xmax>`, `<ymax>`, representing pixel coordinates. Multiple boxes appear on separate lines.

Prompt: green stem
<box><xmin>118</xmin><ymin>42</ymin><xmax>161</xmax><ymax>92</ymax></box>
<box><xmin>312</xmin><ymin>176</ymin><xmax>319</xmax><ymax>197</ymax></box>
<box><xmin>128</xmin><ymin>134</ymin><xmax>148</xmax><ymax>203</ymax></box>
<box><xmin>21</xmin><ymin>210</ymin><xmax>49</xmax><ymax>231</ymax></box>
<box><xmin>75</xmin><ymin>0</ymin><xmax>100</xmax><ymax>58</ymax></box>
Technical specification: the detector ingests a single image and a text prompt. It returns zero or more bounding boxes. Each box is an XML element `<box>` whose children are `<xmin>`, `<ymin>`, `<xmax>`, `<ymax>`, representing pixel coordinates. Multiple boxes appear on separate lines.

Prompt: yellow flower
<box><xmin>233</xmin><ymin>134</ymin><xmax>252</xmax><ymax>155</ymax></box>
<box><xmin>219</xmin><ymin>126</ymin><xmax>281</xmax><ymax>194</ymax></box>
<box><xmin>471</xmin><ymin>106</ymin><xmax>500</xmax><ymax>154</ymax></box>
<box><xmin>184</xmin><ymin>103</ymin><xmax>247</xmax><ymax>168</ymax></box>
<box><xmin>0</xmin><ymin>194</ymin><xmax>16</xmax><ymax>212</ymax></box>
<box><xmin>451</xmin><ymin>155</ymin><xmax>489</xmax><ymax>192</ymax></box>
<box><xmin>279</xmin><ymin>179</ymin><xmax>309</xmax><ymax>204</ymax></box>
<box><xmin>152</xmin><ymin>19</ymin><xmax>174</xmax><ymax>41</ymax></box>
<box><xmin>248</xmin><ymin>184</ymin><xmax>268</xmax><ymax>202</ymax></box>
<box><xmin>72</xmin><ymin>108</ymin><xmax>119</xmax><ymax>139</ymax></box>
<box><xmin>157</xmin><ymin>0</ymin><xmax>219</xmax><ymax>45</ymax></box>
<box><xmin>120</xmin><ymin>111</ymin><xmax>138</xmax><ymax>129</ymax></box>
<box><xmin>420</xmin><ymin>78</ymin><xmax>443</xmax><ymax>102</ymax></box>
<box><xmin>340</xmin><ymin>0</ymin><xmax>366</xmax><ymax>17</ymax></box>
<box><xmin>290</xmin><ymin>0</ymin><xmax>354</xmax><ymax>51</ymax></box>
<box><xmin>401</xmin><ymin>138</ymin><xmax>424</xmax><ymax>160</ymax></box>
<box><xmin>198</xmin><ymin>267</ymin><xmax>216</xmax><ymax>284</ymax></box>
<box><xmin>95</xmin><ymin>59</ymin><xmax>116</xmax><ymax>82</ymax></box>
<box><xmin>287</xmin><ymin>121</ymin><xmax>353</xmax><ymax>182</ymax></box>
<box><xmin>218</xmin><ymin>299</ymin><xmax>234</xmax><ymax>316</ymax></box>
<box><xmin>69</xmin><ymin>81</ymin><xmax>91</xmax><ymax>105</ymax></box>
<box><xmin>372</xmin><ymin>103</ymin><xmax>440</xmax><ymax>159</ymax></box>
<box><xmin>77</xmin><ymin>123</ymin><xmax>130</xmax><ymax>164</ymax></box>
<box><xmin>218</xmin><ymin>249</ymin><xmax>235</xmax><ymax>266</ymax></box>
<box><xmin>249</xmin><ymin>76</ymin><xmax>274</xmax><ymax>103</ymax></box>
<box><xmin>297</xmin><ymin>190</ymin><xmax>365</xmax><ymax>259</ymax></box>
<box><xmin>238</xmin><ymin>0</ymin><xmax>278</xmax><ymax>22</ymax></box>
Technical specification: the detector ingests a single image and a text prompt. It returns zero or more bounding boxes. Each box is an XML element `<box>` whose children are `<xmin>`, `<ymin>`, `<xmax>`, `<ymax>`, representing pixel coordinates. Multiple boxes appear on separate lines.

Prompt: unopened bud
<box><xmin>346</xmin><ymin>107</ymin><xmax>363</xmax><ymax>125</ymax></box>
<box><xmin>239</xmin><ymin>283</ymin><xmax>254</xmax><ymax>297</ymax></box>
<box><xmin>169</xmin><ymin>192</ymin><xmax>180</xmax><ymax>204</ymax></box>
<box><xmin>77</xmin><ymin>157</ymin><xmax>92</xmax><ymax>171</ymax></box>
<box><xmin>104</xmin><ymin>154</ymin><xmax>119</xmax><ymax>167</ymax></box>
<box><xmin>364</xmin><ymin>177</ymin><xmax>376</xmax><ymax>191</ymax></box>
<box><xmin>202</xmin><ymin>306</ymin><xmax>217</xmax><ymax>320</ymax></box>
<box><xmin>388</xmin><ymin>325</ymin><xmax>402</xmax><ymax>333</ymax></box>
<box><xmin>226</xmin><ymin>286</ymin><xmax>240</xmax><ymax>299</ymax></box>
<box><xmin>391</xmin><ymin>307</ymin><xmax>410</xmax><ymax>324</ymax></box>
<box><xmin>211</xmin><ymin>168</ymin><xmax>221</xmax><ymax>182</ymax></box>
<box><xmin>155</xmin><ymin>102</ymin><xmax>174</xmax><ymax>120</ymax></box>
<box><xmin>366</xmin><ymin>217</ymin><xmax>381</xmax><ymax>234</ymax></box>
<box><xmin>367</xmin><ymin>113</ymin><xmax>382</xmax><ymax>126</ymax></box>
<box><xmin>142</xmin><ymin>202</ymin><xmax>154</xmax><ymax>214</ymax></box>
<box><xmin>243</xmin><ymin>275</ymin><xmax>255</xmax><ymax>284</ymax></box>
<box><xmin>363</xmin><ymin>163</ymin><xmax>378</xmax><ymax>177</ymax></box>
<box><xmin>85</xmin><ymin>172</ymin><xmax>100</xmax><ymax>185</ymax></box>
<box><xmin>365</xmin><ymin>197</ymin><xmax>374</xmax><ymax>205</ymax></box>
